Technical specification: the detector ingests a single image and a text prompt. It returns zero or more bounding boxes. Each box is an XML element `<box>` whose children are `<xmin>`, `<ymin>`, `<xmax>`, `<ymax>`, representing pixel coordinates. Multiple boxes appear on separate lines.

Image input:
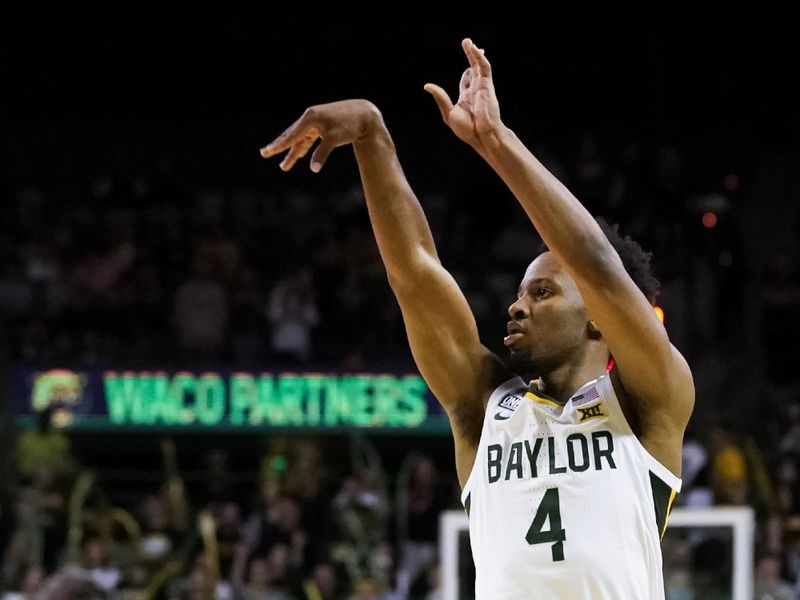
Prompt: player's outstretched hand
<box><xmin>424</xmin><ymin>38</ymin><xmax>502</xmax><ymax>150</ymax></box>
<box><xmin>260</xmin><ymin>99</ymin><xmax>382</xmax><ymax>172</ymax></box>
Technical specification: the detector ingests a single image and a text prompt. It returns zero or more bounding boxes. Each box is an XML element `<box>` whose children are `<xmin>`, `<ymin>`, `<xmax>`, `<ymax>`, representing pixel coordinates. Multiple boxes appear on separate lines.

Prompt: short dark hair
<box><xmin>537</xmin><ymin>216</ymin><xmax>661</xmax><ymax>304</ymax></box>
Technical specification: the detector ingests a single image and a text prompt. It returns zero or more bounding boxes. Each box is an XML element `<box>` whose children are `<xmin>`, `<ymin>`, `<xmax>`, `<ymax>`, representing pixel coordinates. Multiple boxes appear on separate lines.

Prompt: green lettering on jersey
<box><xmin>566</xmin><ymin>433</ymin><xmax>590</xmax><ymax>472</ymax></box>
<box><xmin>592</xmin><ymin>430</ymin><xmax>616</xmax><ymax>470</ymax></box>
<box><xmin>504</xmin><ymin>442</ymin><xmax>524</xmax><ymax>480</ymax></box>
<box><xmin>525</xmin><ymin>438</ymin><xmax>544</xmax><ymax>478</ymax></box>
<box><xmin>488</xmin><ymin>444</ymin><xmax>503</xmax><ymax>483</ymax></box>
<box><xmin>548</xmin><ymin>436</ymin><xmax>567</xmax><ymax>474</ymax></box>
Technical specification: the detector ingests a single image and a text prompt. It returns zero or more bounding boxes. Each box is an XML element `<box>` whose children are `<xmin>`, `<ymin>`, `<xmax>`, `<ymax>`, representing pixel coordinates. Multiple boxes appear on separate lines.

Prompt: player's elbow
<box><xmin>385</xmin><ymin>250</ymin><xmax>441</xmax><ymax>295</ymax></box>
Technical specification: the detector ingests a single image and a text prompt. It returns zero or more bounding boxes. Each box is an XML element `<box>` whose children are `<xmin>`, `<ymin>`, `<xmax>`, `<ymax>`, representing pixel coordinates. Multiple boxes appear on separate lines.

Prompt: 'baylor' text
<box><xmin>488</xmin><ymin>430</ymin><xmax>616</xmax><ymax>483</ymax></box>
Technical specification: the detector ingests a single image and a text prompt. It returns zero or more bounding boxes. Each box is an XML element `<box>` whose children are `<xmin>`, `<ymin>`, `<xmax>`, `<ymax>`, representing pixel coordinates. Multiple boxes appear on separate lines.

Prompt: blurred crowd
<box><xmin>0</xmin><ymin>162</ymin><xmax>402</xmax><ymax>371</ymax></box>
<box><xmin>2</xmin><ymin>410</ymin><xmax>458</xmax><ymax>600</ymax></box>
<box><xmin>1</xmin><ymin>127</ymin><xmax>800</xmax><ymax>598</ymax></box>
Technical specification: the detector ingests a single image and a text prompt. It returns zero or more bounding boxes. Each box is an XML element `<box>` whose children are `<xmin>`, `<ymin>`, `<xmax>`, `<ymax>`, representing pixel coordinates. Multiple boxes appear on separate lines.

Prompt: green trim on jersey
<box><xmin>649</xmin><ymin>471</ymin><xmax>677</xmax><ymax>539</ymax></box>
<box><xmin>464</xmin><ymin>492</ymin><xmax>471</xmax><ymax>516</ymax></box>
<box><xmin>525</xmin><ymin>380</ymin><xmax>567</xmax><ymax>408</ymax></box>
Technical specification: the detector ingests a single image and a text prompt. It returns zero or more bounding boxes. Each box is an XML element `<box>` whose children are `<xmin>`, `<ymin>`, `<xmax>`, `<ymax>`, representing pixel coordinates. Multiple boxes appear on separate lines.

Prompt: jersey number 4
<box><xmin>526</xmin><ymin>487</ymin><xmax>566</xmax><ymax>561</ymax></box>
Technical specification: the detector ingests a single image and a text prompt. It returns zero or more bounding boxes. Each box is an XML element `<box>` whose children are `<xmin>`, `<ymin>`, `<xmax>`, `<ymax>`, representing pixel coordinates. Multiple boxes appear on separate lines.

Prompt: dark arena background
<box><xmin>1</xmin><ymin>4</ymin><xmax>800</xmax><ymax>599</ymax></box>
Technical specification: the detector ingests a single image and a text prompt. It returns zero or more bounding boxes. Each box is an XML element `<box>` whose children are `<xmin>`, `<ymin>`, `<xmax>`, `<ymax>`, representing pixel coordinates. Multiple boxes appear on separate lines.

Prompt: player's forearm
<box><xmin>352</xmin><ymin>121</ymin><xmax>441</xmax><ymax>284</ymax></box>
<box><xmin>478</xmin><ymin>126</ymin><xmax>618</xmax><ymax>274</ymax></box>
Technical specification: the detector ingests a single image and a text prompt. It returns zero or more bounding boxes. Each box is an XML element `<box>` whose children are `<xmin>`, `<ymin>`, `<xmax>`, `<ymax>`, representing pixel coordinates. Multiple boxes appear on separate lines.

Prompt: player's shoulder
<box><xmin>611</xmin><ymin>343</ymin><xmax>694</xmax><ymax>430</ymax></box>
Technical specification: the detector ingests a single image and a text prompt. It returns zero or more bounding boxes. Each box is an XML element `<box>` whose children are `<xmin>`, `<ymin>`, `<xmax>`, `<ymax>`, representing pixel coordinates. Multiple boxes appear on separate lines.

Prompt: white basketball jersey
<box><xmin>461</xmin><ymin>373</ymin><xmax>681</xmax><ymax>599</ymax></box>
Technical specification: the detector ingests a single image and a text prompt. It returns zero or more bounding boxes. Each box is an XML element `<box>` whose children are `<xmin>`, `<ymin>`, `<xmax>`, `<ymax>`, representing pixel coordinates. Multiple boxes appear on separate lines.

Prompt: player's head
<box><xmin>506</xmin><ymin>217</ymin><xmax>659</xmax><ymax>379</ymax></box>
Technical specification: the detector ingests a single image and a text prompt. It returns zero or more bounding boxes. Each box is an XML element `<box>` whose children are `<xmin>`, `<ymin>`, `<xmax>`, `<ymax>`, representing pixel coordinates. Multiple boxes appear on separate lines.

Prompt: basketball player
<box><xmin>261</xmin><ymin>38</ymin><xmax>694</xmax><ymax>599</ymax></box>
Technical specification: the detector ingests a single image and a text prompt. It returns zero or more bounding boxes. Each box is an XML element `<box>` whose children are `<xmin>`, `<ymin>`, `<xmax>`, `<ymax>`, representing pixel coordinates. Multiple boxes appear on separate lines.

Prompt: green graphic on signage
<box><xmin>32</xmin><ymin>369</ymin><xmax>86</xmax><ymax>412</ymax></box>
<box><xmin>103</xmin><ymin>371</ymin><xmax>429</xmax><ymax>429</ymax></box>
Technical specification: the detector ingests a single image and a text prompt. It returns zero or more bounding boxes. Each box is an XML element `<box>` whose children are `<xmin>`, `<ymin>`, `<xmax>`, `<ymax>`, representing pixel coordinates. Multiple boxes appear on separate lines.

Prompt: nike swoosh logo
<box><xmin>493</xmin><ymin>413</ymin><xmax>511</xmax><ymax>420</ymax></box>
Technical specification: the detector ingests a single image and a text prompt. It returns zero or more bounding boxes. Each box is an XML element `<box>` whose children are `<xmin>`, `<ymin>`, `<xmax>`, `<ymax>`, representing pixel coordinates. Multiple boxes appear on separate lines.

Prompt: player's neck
<box><xmin>534</xmin><ymin>355</ymin><xmax>609</xmax><ymax>405</ymax></box>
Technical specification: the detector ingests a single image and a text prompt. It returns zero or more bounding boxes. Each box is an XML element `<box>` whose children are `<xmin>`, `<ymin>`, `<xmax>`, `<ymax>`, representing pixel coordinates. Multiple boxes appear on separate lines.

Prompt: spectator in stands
<box><xmin>421</xmin><ymin>563</ymin><xmax>441</xmax><ymax>600</ymax></box>
<box><xmin>778</xmin><ymin>406</ymin><xmax>800</xmax><ymax>460</ymax></box>
<box><xmin>754</xmin><ymin>552</ymin><xmax>795</xmax><ymax>600</ymax></box>
<box><xmin>0</xmin><ymin>565</ymin><xmax>44</xmax><ymax>600</ymax></box>
<box><xmin>761</xmin><ymin>244</ymin><xmax>800</xmax><ymax>388</ymax></box>
<box><xmin>193</xmin><ymin>223</ymin><xmax>242</xmax><ymax>284</ymax></box>
<box><xmin>268</xmin><ymin>265</ymin><xmax>320</xmax><ymax>366</ymax></box>
<box><xmin>68</xmin><ymin>233</ymin><xmax>135</xmax><ymax>302</ymax></box>
<box><xmin>137</xmin><ymin>492</ymin><xmax>184</xmax><ymax>567</ymax></box>
<box><xmin>331</xmin><ymin>466</ymin><xmax>389</xmax><ymax>586</ymax></box>
<box><xmin>235</xmin><ymin>552</ymin><xmax>270</xmax><ymax>599</ymax></box>
<box><xmin>301</xmin><ymin>561</ymin><xmax>341</xmax><ymax>600</ymax></box>
<box><xmin>709</xmin><ymin>420</ymin><xmax>749</xmax><ymax>505</ymax></box>
<box><xmin>394</xmin><ymin>455</ymin><xmax>455</xmax><ymax>598</ymax></box>
<box><xmin>30</xmin><ymin>567</ymin><xmax>105</xmax><ymax>600</ymax></box>
<box><xmin>228</xmin><ymin>264</ymin><xmax>269</xmax><ymax>364</ymax></box>
<box><xmin>661</xmin><ymin>536</ymin><xmax>694</xmax><ymax>600</ymax></box>
<box><xmin>78</xmin><ymin>533</ymin><xmax>122</xmax><ymax>594</ymax></box>
<box><xmin>238</xmin><ymin>488</ymin><xmax>307</xmax><ymax>584</ymax></box>
<box><xmin>173</xmin><ymin>254</ymin><xmax>229</xmax><ymax>361</ymax></box>
<box><xmin>775</xmin><ymin>457</ymin><xmax>800</xmax><ymax>517</ymax></box>
<box><xmin>281</xmin><ymin>440</ymin><xmax>334</xmax><ymax>569</ymax></box>
<box><xmin>678</xmin><ymin>424</ymin><xmax>713</xmax><ymax>508</ymax></box>
<box><xmin>171</xmin><ymin>551</ymin><xmax>233</xmax><ymax>600</ymax></box>
<box><xmin>3</xmin><ymin>460</ymin><xmax>69</xmax><ymax>578</ymax></box>
<box><xmin>14</xmin><ymin>405</ymin><xmax>77</xmax><ymax>484</ymax></box>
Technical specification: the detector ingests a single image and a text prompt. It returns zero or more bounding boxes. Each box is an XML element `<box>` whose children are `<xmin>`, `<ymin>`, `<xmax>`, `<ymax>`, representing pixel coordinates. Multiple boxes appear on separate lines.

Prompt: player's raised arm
<box><xmin>261</xmin><ymin>100</ymin><xmax>510</xmax><ymax>485</ymax></box>
<box><xmin>426</xmin><ymin>39</ymin><xmax>693</xmax><ymax>473</ymax></box>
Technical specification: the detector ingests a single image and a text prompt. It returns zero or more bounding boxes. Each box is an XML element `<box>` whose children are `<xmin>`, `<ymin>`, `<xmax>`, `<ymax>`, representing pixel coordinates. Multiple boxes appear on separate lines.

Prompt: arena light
<box><xmin>723</xmin><ymin>173</ymin><xmax>740</xmax><ymax>191</ymax></box>
<box><xmin>654</xmin><ymin>305</ymin><xmax>665</xmax><ymax>323</ymax></box>
<box><xmin>702</xmin><ymin>212</ymin><xmax>718</xmax><ymax>228</ymax></box>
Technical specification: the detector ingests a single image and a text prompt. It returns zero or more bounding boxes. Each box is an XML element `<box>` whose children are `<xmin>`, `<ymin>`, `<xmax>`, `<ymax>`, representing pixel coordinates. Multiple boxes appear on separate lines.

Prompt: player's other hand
<box><xmin>260</xmin><ymin>99</ymin><xmax>382</xmax><ymax>172</ymax></box>
<box><xmin>424</xmin><ymin>38</ymin><xmax>502</xmax><ymax>148</ymax></box>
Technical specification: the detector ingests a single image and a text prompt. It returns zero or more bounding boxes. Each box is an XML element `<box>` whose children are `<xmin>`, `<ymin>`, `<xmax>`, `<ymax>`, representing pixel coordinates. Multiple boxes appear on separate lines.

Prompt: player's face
<box><xmin>505</xmin><ymin>252</ymin><xmax>593</xmax><ymax>378</ymax></box>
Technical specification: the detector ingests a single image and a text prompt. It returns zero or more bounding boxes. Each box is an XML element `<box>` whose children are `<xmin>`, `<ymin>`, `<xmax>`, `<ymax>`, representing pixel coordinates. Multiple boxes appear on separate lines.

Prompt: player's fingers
<box><xmin>261</xmin><ymin>131</ymin><xmax>303</xmax><ymax>158</ymax></box>
<box><xmin>472</xmin><ymin>44</ymin><xmax>492</xmax><ymax>78</ymax></box>
<box><xmin>461</xmin><ymin>38</ymin><xmax>481</xmax><ymax>68</ymax></box>
<box><xmin>462</xmin><ymin>38</ymin><xmax>491</xmax><ymax>78</ymax></box>
<box><xmin>260</xmin><ymin>139</ymin><xmax>284</xmax><ymax>158</ymax></box>
<box><xmin>423</xmin><ymin>83</ymin><xmax>453</xmax><ymax>121</ymax></box>
<box><xmin>461</xmin><ymin>38</ymin><xmax>478</xmax><ymax>68</ymax></box>
<box><xmin>278</xmin><ymin>133</ymin><xmax>318</xmax><ymax>171</ymax></box>
<box><xmin>260</xmin><ymin>127</ymin><xmax>297</xmax><ymax>157</ymax></box>
<box><xmin>260</xmin><ymin>116</ymin><xmax>314</xmax><ymax>157</ymax></box>
<box><xmin>309</xmin><ymin>139</ymin><xmax>337</xmax><ymax>173</ymax></box>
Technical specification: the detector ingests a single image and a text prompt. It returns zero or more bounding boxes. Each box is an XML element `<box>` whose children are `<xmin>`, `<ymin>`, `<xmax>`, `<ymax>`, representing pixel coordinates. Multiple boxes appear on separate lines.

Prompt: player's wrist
<box><xmin>474</xmin><ymin>123</ymin><xmax>512</xmax><ymax>157</ymax></box>
<box><xmin>353</xmin><ymin>99</ymin><xmax>386</xmax><ymax>141</ymax></box>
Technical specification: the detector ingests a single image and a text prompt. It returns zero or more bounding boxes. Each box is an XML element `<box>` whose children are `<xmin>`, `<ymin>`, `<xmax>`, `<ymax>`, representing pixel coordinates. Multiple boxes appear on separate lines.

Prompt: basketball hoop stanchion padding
<box><xmin>439</xmin><ymin>506</ymin><xmax>755</xmax><ymax>600</ymax></box>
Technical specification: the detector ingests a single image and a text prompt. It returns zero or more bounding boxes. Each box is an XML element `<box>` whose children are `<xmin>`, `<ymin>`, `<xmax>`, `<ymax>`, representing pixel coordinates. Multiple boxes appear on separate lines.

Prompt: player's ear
<box><xmin>587</xmin><ymin>320</ymin><xmax>602</xmax><ymax>340</ymax></box>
